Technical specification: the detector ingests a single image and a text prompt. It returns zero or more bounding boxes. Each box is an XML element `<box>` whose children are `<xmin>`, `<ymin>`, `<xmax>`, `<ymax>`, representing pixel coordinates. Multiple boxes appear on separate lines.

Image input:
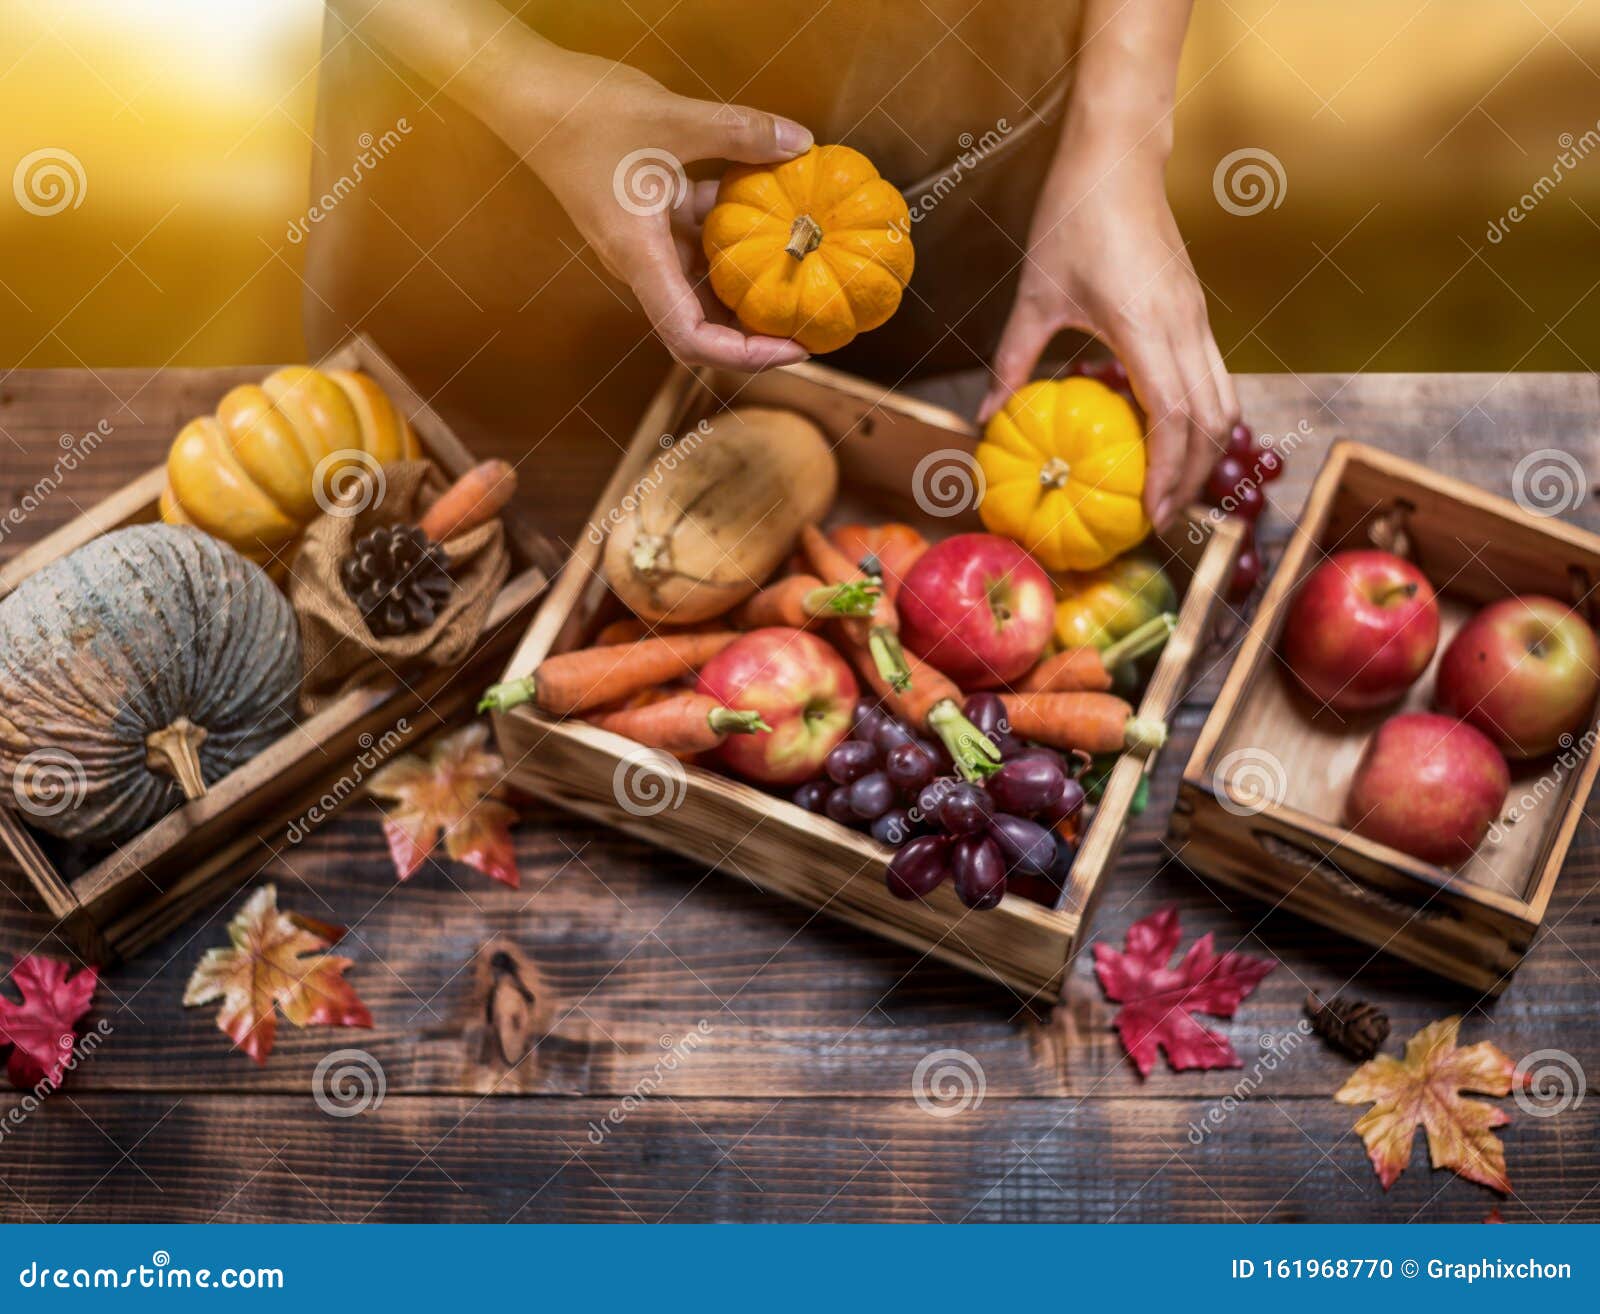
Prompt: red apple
<box><xmin>696</xmin><ymin>627</ymin><xmax>857</xmax><ymax>785</ymax></box>
<box><xmin>1345</xmin><ymin>712</ymin><xmax>1509</xmax><ymax>866</ymax></box>
<box><xmin>1436</xmin><ymin>595</ymin><xmax>1600</xmax><ymax>759</ymax></box>
<box><xmin>1281</xmin><ymin>549</ymin><xmax>1439</xmax><ymax>711</ymax></box>
<box><xmin>896</xmin><ymin>533</ymin><xmax>1054</xmax><ymax>688</ymax></box>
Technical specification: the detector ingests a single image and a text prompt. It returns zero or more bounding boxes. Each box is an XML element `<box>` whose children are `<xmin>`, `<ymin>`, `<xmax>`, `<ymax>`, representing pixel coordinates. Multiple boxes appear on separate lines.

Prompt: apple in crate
<box><xmin>697</xmin><ymin>628</ymin><xmax>858</xmax><ymax>786</ymax></box>
<box><xmin>1281</xmin><ymin>549</ymin><xmax>1439</xmax><ymax>711</ymax></box>
<box><xmin>896</xmin><ymin>533</ymin><xmax>1053</xmax><ymax>687</ymax></box>
<box><xmin>1435</xmin><ymin>595</ymin><xmax>1600</xmax><ymax>759</ymax></box>
<box><xmin>1345</xmin><ymin>712</ymin><xmax>1509</xmax><ymax>866</ymax></box>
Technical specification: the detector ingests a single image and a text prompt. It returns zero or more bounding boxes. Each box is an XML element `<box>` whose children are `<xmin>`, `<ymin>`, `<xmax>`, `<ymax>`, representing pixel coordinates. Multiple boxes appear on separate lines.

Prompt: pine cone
<box><xmin>1305</xmin><ymin>992</ymin><xmax>1390</xmax><ymax>1061</ymax></box>
<box><xmin>340</xmin><ymin>525</ymin><xmax>453</xmax><ymax>638</ymax></box>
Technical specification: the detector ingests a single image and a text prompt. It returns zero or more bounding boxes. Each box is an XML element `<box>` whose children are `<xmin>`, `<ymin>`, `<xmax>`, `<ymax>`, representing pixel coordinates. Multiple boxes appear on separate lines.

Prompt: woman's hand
<box><xmin>333</xmin><ymin>1</ymin><xmax>814</xmax><ymax>372</ymax></box>
<box><xmin>524</xmin><ymin>57</ymin><xmax>815</xmax><ymax>372</ymax></box>
<box><xmin>980</xmin><ymin>145</ymin><xmax>1238</xmax><ymax>530</ymax></box>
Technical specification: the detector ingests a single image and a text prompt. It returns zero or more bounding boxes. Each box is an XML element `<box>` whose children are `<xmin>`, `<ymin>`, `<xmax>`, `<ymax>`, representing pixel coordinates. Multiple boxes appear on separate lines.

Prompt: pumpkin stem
<box><xmin>785</xmin><ymin>214</ymin><xmax>824</xmax><ymax>261</ymax></box>
<box><xmin>1038</xmin><ymin>456</ymin><xmax>1072</xmax><ymax>490</ymax></box>
<box><xmin>145</xmin><ymin>717</ymin><xmax>209</xmax><ymax>802</ymax></box>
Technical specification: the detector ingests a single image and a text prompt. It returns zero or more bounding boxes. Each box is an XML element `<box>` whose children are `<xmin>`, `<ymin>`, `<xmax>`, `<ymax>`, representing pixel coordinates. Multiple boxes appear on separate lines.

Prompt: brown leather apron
<box><xmin>304</xmin><ymin>1</ymin><xmax>1077</xmax><ymax>541</ymax></box>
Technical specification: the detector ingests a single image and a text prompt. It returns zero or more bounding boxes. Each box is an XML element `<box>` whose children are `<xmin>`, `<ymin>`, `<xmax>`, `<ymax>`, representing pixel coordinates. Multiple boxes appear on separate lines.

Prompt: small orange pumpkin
<box><xmin>702</xmin><ymin>145</ymin><xmax>913</xmax><ymax>354</ymax></box>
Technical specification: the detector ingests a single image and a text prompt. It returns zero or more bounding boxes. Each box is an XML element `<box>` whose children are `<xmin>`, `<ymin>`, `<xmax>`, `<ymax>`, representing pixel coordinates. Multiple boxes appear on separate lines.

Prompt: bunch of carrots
<box><xmin>481</xmin><ymin>520</ymin><xmax>1172</xmax><ymax>774</ymax></box>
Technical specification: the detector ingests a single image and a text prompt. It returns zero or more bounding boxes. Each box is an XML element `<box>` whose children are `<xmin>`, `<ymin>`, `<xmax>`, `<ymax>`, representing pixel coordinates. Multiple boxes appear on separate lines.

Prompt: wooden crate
<box><xmin>0</xmin><ymin>335</ymin><xmax>559</xmax><ymax>963</ymax></box>
<box><xmin>1173</xmin><ymin>440</ymin><xmax>1600</xmax><ymax>995</ymax></box>
<box><xmin>492</xmin><ymin>361</ymin><xmax>1245</xmax><ymax>1005</ymax></box>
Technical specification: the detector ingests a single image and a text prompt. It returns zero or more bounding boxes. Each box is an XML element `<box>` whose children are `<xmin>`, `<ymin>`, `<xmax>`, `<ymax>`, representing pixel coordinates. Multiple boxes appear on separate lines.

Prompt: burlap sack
<box><xmin>290</xmin><ymin>460</ymin><xmax>509</xmax><ymax>713</ymax></box>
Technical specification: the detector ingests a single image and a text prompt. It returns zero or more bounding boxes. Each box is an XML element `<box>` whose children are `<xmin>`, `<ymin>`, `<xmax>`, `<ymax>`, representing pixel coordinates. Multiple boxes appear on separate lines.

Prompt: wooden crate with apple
<box><xmin>1172</xmin><ymin>440</ymin><xmax>1600</xmax><ymax>995</ymax></box>
<box><xmin>491</xmin><ymin>361</ymin><xmax>1244</xmax><ymax>1005</ymax></box>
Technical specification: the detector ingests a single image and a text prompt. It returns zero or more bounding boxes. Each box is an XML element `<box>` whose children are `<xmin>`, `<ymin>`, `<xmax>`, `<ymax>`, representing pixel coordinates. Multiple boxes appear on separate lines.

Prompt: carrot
<box><xmin>477</xmin><ymin>631</ymin><xmax>740</xmax><ymax>716</ymax></box>
<box><xmin>999</xmin><ymin>692</ymin><xmax>1167</xmax><ymax>756</ymax></box>
<box><xmin>849</xmin><ymin>643</ymin><xmax>1003</xmax><ymax>782</ymax></box>
<box><xmin>594</xmin><ymin>617</ymin><xmax>650</xmax><ymax>646</ymax></box>
<box><xmin>732</xmin><ymin>574</ymin><xmax>880</xmax><ymax>630</ymax></box>
<box><xmin>419</xmin><ymin>459</ymin><xmax>518</xmax><ymax>543</ymax></box>
<box><xmin>800</xmin><ymin>524</ymin><xmax>911</xmax><ymax>691</ymax></box>
<box><xmin>829</xmin><ymin>523</ymin><xmax>928</xmax><ymax>601</ymax></box>
<box><xmin>589</xmin><ymin>693</ymin><xmax>769</xmax><ymax>754</ymax></box>
<box><xmin>1018</xmin><ymin>613</ymin><xmax>1176</xmax><ymax>693</ymax></box>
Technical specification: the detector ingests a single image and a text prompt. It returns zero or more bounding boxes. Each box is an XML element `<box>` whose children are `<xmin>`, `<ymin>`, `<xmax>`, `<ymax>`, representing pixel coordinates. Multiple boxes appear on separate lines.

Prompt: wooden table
<box><xmin>1</xmin><ymin>368</ymin><xmax>1598</xmax><ymax>1223</ymax></box>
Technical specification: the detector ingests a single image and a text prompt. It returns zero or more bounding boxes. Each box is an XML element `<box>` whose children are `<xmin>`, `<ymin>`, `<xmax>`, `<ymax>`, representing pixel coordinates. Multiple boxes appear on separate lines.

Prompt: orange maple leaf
<box><xmin>1334</xmin><ymin>1015</ymin><xmax>1522</xmax><ymax>1194</ymax></box>
<box><xmin>363</xmin><ymin>723</ymin><xmax>519</xmax><ymax>888</ymax></box>
<box><xmin>183</xmin><ymin>885</ymin><xmax>372</xmax><ymax>1064</ymax></box>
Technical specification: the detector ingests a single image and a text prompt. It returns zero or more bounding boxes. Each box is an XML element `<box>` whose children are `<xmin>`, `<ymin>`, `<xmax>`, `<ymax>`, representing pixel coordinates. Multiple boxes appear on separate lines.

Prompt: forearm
<box><xmin>328</xmin><ymin>0</ymin><xmax>594</xmax><ymax>157</ymax></box>
<box><xmin>1060</xmin><ymin>0</ymin><xmax>1193</xmax><ymax>170</ymax></box>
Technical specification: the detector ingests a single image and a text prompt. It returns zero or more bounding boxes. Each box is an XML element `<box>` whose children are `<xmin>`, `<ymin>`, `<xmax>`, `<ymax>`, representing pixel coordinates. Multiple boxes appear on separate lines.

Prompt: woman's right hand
<box><xmin>523</xmin><ymin>57</ymin><xmax>815</xmax><ymax>372</ymax></box>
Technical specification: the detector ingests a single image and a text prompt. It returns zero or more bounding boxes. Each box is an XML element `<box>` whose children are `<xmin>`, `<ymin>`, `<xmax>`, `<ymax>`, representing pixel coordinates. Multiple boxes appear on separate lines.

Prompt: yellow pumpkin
<box><xmin>976</xmin><ymin>378</ymin><xmax>1149</xmax><ymax>572</ymax></box>
<box><xmin>160</xmin><ymin>367</ymin><xmax>419</xmax><ymax>563</ymax></box>
<box><xmin>702</xmin><ymin>144</ymin><xmax>913</xmax><ymax>354</ymax></box>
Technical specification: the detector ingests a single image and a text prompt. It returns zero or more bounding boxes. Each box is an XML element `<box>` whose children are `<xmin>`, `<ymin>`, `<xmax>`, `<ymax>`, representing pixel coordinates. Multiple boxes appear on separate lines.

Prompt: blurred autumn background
<box><xmin>3</xmin><ymin>0</ymin><xmax>1600</xmax><ymax>374</ymax></box>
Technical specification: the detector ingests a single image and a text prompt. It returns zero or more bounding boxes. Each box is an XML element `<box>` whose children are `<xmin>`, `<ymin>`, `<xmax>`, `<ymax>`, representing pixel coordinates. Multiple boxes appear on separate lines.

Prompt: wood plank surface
<box><xmin>2</xmin><ymin>367</ymin><xmax>1599</xmax><ymax>1223</ymax></box>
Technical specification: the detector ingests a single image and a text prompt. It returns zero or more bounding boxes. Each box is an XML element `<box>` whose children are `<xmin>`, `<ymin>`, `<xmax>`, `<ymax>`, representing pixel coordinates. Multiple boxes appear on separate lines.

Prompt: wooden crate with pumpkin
<box><xmin>0</xmin><ymin>335</ymin><xmax>556</xmax><ymax>962</ymax></box>
<box><xmin>491</xmin><ymin>358</ymin><xmax>1245</xmax><ymax>1003</ymax></box>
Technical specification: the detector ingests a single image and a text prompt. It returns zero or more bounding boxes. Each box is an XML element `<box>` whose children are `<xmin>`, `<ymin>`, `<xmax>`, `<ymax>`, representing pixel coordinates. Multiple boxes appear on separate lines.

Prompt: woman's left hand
<box><xmin>979</xmin><ymin>145</ymin><xmax>1238</xmax><ymax>530</ymax></box>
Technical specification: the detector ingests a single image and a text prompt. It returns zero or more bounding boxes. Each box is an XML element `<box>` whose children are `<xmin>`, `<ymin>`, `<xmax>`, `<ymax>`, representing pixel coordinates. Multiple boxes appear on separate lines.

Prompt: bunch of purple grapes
<box><xmin>792</xmin><ymin>694</ymin><xmax>1083</xmax><ymax>911</ymax></box>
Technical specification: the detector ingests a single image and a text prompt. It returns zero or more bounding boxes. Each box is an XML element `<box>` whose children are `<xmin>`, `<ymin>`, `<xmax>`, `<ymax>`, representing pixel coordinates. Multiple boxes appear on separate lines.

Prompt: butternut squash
<box><xmin>604</xmin><ymin>407</ymin><xmax>837</xmax><ymax>623</ymax></box>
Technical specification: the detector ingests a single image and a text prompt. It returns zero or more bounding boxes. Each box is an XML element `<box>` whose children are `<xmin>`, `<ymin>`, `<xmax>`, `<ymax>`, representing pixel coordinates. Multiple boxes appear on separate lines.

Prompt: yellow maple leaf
<box><xmin>364</xmin><ymin>723</ymin><xmax>519</xmax><ymax>887</ymax></box>
<box><xmin>183</xmin><ymin>885</ymin><xmax>371</xmax><ymax>1064</ymax></box>
<box><xmin>1335</xmin><ymin>1015</ymin><xmax>1521</xmax><ymax>1194</ymax></box>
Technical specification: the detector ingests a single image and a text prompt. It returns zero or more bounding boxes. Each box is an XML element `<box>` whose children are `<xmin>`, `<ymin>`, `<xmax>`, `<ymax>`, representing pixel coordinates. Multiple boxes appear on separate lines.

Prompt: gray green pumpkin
<box><xmin>0</xmin><ymin>524</ymin><xmax>300</xmax><ymax>844</ymax></box>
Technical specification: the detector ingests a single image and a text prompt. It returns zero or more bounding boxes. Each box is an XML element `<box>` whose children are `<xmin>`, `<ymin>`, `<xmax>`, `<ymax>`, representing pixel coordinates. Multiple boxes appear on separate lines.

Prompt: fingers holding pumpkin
<box><xmin>629</xmin><ymin>228</ymin><xmax>808</xmax><ymax>372</ymax></box>
<box><xmin>669</xmin><ymin>98</ymin><xmax>814</xmax><ymax>166</ymax></box>
<box><xmin>1118</xmin><ymin>325</ymin><xmax>1235</xmax><ymax>529</ymax></box>
<box><xmin>979</xmin><ymin>295</ymin><xmax>1065</xmax><ymax>425</ymax></box>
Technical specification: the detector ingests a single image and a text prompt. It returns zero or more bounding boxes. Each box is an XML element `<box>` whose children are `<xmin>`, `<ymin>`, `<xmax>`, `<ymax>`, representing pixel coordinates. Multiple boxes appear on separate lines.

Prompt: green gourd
<box><xmin>0</xmin><ymin>524</ymin><xmax>300</xmax><ymax>844</ymax></box>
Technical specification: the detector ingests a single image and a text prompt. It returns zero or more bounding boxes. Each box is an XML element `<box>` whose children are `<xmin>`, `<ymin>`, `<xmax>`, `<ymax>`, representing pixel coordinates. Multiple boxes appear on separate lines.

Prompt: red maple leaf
<box><xmin>0</xmin><ymin>955</ymin><xmax>99</xmax><ymax>1090</ymax></box>
<box><xmin>363</xmin><ymin>723</ymin><xmax>519</xmax><ymax>888</ymax></box>
<box><xmin>1093</xmin><ymin>906</ymin><xmax>1275</xmax><ymax>1077</ymax></box>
